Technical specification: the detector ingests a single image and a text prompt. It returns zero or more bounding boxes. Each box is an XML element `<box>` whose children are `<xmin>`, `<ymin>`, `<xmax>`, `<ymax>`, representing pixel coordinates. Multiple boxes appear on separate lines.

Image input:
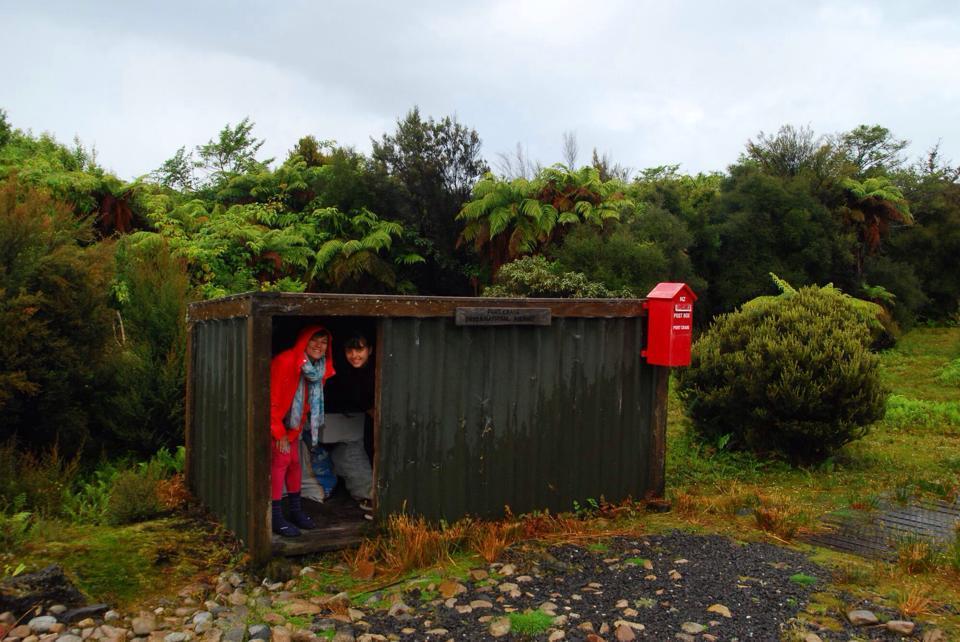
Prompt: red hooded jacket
<box><xmin>270</xmin><ymin>324</ymin><xmax>336</xmax><ymax>441</ymax></box>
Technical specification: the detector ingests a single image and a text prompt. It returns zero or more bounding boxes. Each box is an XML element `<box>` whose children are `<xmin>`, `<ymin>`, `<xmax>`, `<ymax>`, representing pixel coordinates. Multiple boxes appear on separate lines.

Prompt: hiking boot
<box><xmin>272</xmin><ymin>501</ymin><xmax>301</xmax><ymax>538</ymax></box>
<box><xmin>287</xmin><ymin>492</ymin><xmax>316</xmax><ymax>530</ymax></box>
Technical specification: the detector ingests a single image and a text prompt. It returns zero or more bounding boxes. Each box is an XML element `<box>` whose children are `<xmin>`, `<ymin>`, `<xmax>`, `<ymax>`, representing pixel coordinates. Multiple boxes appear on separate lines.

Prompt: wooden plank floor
<box><xmin>272</xmin><ymin>490</ymin><xmax>375</xmax><ymax>556</ymax></box>
<box><xmin>805</xmin><ymin>498</ymin><xmax>960</xmax><ymax>559</ymax></box>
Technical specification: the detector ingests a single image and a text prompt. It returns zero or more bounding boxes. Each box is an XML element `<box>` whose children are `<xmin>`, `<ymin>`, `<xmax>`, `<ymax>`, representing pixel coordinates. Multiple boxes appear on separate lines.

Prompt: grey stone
<box><xmin>163</xmin><ymin>634</ymin><xmax>187</xmax><ymax>642</ymax></box>
<box><xmin>223</xmin><ymin>626</ymin><xmax>245</xmax><ymax>642</ymax></box>
<box><xmin>488</xmin><ymin>617</ymin><xmax>511</xmax><ymax>638</ymax></box>
<box><xmin>61</xmin><ymin>606</ymin><xmax>109</xmax><ymax>625</ymax></box>
<box><xmin>247</xmin><ymin>625</ymin><xmax>270</xmax><ymax>640</ymax></box>
<box><xmin>681</xmin><ymin>622</ymin><xmax>705</xmax><ymax>634</ymax></box>
<box><xmin>386</xmin><ymin>602</ymin><xmax>412</xmax><ymax>618</ymax></box>
<box><xmin>130</xmin><ymin>616</ymin><xmax>156</xmax><ymax>636</ymax></box>
<box><xmin>615</xmin><ymin>625</ymin><xmax>636</xmax><ymax>641</ymax></box>
<box><xmin>2</xmin><ymin>566</ymin><xmax>85</xmax><ymax>616</ymax></box>
<box><xmin>54</xmin><ymin>635</ymin><xmax>81</xmax><ymax>642</ymax></box>
<box><xmin>48</xmin><ymin>607</ymin><xmax>67</xmax><ymax>617</ymax></box>
<box><xmin>886</xmin><ymin>620</ymin><xmax>915</xmax><ymax>635</ymax></box>
<box><xmin>192</xmin><ymin>613</ymin><xmax>213</xmax><ymax>627</ymax></box>
<box><xmin>846</xmin><ymin>609</ymin><xmax>879</xmax><ymax>626</ymax></box>
<box><xmin>28</xmin><ymin>618</ymin><xmax>59</xmax><ymax>634</ymax></box>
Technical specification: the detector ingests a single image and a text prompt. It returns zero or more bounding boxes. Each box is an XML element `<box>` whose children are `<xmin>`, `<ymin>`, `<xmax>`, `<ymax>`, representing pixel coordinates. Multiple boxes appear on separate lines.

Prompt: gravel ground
<box><xmin>7</xmin><ymin>531</ymin><xmax>944</xmax><ymax>642</ymax></box>
<box><xmin>353</xmin><ymin>531</ymin><xmax>912</xmax><ymax>641</ymax></box>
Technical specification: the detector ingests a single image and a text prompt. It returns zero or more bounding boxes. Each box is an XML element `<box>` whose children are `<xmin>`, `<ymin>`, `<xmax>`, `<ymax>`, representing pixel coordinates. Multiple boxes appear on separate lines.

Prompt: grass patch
<box><xmin>884</xmin><ymin>395</ymin><xmax>960</xmax><ymax>430</ymax></box>
<box><xmin>879</xmin><ymin>327</ymin><xmax>960</xmax><ymax>402</ymax></box>
<box><xmin>15</xmin><ymin>516</ymin><xmax>236</xmax><ymax>608</ymax></box>
<box><xmin>938</xmin><ymin>358</ymin><xmax>960</xmax><ymax>386</ymax></box>
<box><xmin>789</xmin><ymin>573</ymin><xmax>818</xmax><ymax>586</ymax></box>
<box><xmin>508</xmin><ymin>610</ymin><xmax>554</xmax><ymax>636</ymax></box>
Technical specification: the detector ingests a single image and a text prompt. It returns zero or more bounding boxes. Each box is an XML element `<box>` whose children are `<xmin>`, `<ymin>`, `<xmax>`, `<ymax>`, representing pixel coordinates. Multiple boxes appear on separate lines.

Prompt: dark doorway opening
<box><xmin>270</xmin><ymin>315</ymin><xmax>379</xmax><ymax>554</ymax></box>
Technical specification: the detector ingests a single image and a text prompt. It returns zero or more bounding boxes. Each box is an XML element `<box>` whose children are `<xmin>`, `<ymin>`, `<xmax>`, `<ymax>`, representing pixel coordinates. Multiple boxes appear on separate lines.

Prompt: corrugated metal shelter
<box><xmin>186</xmin><ymin>292</ymin><xmax>669</xmax><ymax>562</ymax></box>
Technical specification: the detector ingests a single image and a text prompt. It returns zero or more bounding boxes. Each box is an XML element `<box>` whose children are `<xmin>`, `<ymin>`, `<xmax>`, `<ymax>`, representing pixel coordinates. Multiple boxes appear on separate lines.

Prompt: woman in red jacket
<box><xmin>270</xmin><ymin>324</ymin><xmax>335</xmax><ymax>537</ymax></box>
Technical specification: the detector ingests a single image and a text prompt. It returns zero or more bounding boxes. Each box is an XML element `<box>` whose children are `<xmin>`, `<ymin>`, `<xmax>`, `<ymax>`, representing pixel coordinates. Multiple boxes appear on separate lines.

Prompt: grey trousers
<box><xmin>331</xmin><ymin>439</ymin><xmax>373</xmax><ymax>500</ymax></box>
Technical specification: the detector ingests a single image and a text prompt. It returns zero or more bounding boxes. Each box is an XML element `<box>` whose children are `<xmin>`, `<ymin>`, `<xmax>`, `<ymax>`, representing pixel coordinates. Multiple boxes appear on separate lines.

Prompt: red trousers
<box><xmin>271</xmin><ymin>438</ymin><xmax>302</xmax><ymax>501</ymax></box>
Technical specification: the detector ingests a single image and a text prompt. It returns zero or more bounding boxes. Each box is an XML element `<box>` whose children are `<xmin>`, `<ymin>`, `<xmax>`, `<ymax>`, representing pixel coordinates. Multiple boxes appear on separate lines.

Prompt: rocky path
<box><xmin>1</xmin><ymin>532</ymin><xmax>945</xmax><ymax>641</ymax></box>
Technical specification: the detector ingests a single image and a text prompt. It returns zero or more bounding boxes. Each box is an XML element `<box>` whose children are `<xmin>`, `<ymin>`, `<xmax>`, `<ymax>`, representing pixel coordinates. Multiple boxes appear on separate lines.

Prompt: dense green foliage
<box><xmin>1</xmin><ymin>105</ymin><xmax>959</xmax><ymax>463</ymax></box>
<box><xmin>0</xmin><ymin>179</ymin><xmax>116</xmax><ymax>452</ymax></box>
<box><xmin>101</xmin><ymin>241</ymin><xmax>191</xmax><ymax>452</ymax></box>
<box><xmin>677</xmin><ymin>284</ymin><xmax>887</xmax><ymax>462</ymax></box>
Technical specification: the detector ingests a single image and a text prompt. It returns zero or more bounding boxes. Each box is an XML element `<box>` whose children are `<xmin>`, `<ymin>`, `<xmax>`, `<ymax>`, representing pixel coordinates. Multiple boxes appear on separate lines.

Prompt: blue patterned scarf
<box><xmin>287</xmin><ymin>355</ymin><xmax>326</xmax><ymax>446</ymax></box>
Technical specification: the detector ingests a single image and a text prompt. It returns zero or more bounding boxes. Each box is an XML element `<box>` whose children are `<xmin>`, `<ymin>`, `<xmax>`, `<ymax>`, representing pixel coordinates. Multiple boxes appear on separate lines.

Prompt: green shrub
<box><xmin>484</xmin><ymin>255</ymin><xmax>633</xmax><ymax>298</ymax></box>
<box><xmin>97</xmin><ymin>239</ymin><xmax>190</xmax><ymax>454</ymax></box>
<box><xmin>105</xmin><ymin>463</ymin><xmax>164</xmax><ymax>525</ymax></box>
<box><xmin>0</xmin><ymin>439</ymin><xmax>79</xmax><ymax>517</ymax></box>
<box><xmin>0</xmin><ymin>509</ymin><xmax>33</xmax><ymax>550</ymax></box>
<box><xmin>677</xmin><ymin>284</ymin><xmax>887</xmax><ymax>462</ymax></box>
<box><xmin>63</xmin><ymin>448</ymin><xmax>183</xmax><ymax>525</ymax></box>
<box><xmin>63</xmin><ymin>461</ymin><xmax>121</xmax><ymax>524</ymax></box>
<box><xmin>550</xmin><ymin>209</ymin><xmax>704</xmax><ymax>297</ymax></box>
<box><xmin>0</xmin><ymin>178</ymin><xmax>117</xmax><ymax>453</ymax></box>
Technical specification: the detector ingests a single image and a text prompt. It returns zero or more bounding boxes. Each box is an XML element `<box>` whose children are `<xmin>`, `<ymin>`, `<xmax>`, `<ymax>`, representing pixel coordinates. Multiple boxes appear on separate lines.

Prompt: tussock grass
<box><xmin>342</xmin><ymin>506</ymin><xmax>640</xmax><ymax>583</ymax></box>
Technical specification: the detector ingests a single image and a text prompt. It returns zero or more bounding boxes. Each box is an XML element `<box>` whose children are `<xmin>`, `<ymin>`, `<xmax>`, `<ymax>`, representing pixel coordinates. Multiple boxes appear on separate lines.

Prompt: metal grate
<box><xmin>805</xmin><ymin>498</ymin><xmax>960</xmax><ymax>558</ymax></box>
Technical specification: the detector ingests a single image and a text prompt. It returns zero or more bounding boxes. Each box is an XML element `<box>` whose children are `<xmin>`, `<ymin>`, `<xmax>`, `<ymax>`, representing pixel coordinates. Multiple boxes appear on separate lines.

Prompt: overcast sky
<box><xmin>3</xmin><ymin>1</ymin><xmax>958</xmax><ymax>180</ymax></box>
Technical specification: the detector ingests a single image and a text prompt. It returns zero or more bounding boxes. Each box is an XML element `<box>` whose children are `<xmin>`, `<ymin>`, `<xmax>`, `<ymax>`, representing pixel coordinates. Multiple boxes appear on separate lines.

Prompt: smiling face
<box><xmin>305</xmin><ymin>332</ymin><xmax>329</xmax><ymax>361</ymax></box>
<box><xmin>345</xmin><ymin>339</ymin><xmax>372</xmax><ymax>368</ymax></box>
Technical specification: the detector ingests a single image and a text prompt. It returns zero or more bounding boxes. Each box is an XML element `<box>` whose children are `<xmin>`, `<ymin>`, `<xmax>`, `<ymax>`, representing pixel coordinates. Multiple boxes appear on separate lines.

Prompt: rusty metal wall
<box><xmin>376</xmin><ymin>316</ymin><xmax>657</xmax><ymax>521</ymax></box>
<box><xmin>189</xmin><ymin>318</ymin><xmax>250</xmax><ymax>543</ymax></box>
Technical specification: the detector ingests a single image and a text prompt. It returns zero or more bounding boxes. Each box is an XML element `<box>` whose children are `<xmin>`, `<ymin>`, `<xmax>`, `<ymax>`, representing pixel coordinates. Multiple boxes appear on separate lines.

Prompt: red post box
<box><xmin>642</xmin><ymin>282</ymin><xmax>697</xmax><ymax>366</ymax></box>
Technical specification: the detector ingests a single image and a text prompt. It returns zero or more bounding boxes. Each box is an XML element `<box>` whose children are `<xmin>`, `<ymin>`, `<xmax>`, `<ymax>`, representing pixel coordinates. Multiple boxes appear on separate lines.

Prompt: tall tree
<box><xmin>837</xmin><ymin>125</ymin><xmax>908</xmax><ymax>177</ymax></box>
<box><xmin>287</xmin><ymin>135</ymin><xmax>333</xmax><ymax>168</ymax></box>
<box><xmin>196</xmin><ymin>117</ymin><xmax>271</xmax><ymax>184</ymax></box>
<box><xmin>495</xmin><ymin>142</ymin><xmax>540</xmax><ymax>180</ymax></box>
<box><xmin>745</xmin><ymin>124</ymin><xmax>827</xmax><ymax>178</ymax></box>
<box><xmin>152</xmin><ymin>146</ymin><xmax>196</xmax><ymax>191</ymax></box>
<box><xmin>371</xmin><ymin>107</ymin><xmax>489</xmax><ymax>293</ymax></box>
<box><xmin>840</xmin><ymin>176</ymin><xmax>912</xmax><ymax>278</ymax></box>
<box><xmin>561</xmin><ymin>130</ymin><xmax>579</xmax><ymax>169</ymax></box>
<box><xmin>0</xmin><ymin>108</ymin><xmax>11</xmax><ymax>149</ymax></box>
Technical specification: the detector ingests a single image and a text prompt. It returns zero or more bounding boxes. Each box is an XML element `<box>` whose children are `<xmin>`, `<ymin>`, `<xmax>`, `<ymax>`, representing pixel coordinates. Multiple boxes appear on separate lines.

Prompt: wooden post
<box><xmin>184</xmin><ymin>322</ymin><xmax>195</xmax><ymax>491</ymax></box>
<box><xmin>647</xmin><ymin>367</ymin><xmax>670</xmax><ymax>498</ymax></box>
<box><xmin>247</xmin><ymin>310</ymin><xmax>273</xmax><ymax>564</ymax></box>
